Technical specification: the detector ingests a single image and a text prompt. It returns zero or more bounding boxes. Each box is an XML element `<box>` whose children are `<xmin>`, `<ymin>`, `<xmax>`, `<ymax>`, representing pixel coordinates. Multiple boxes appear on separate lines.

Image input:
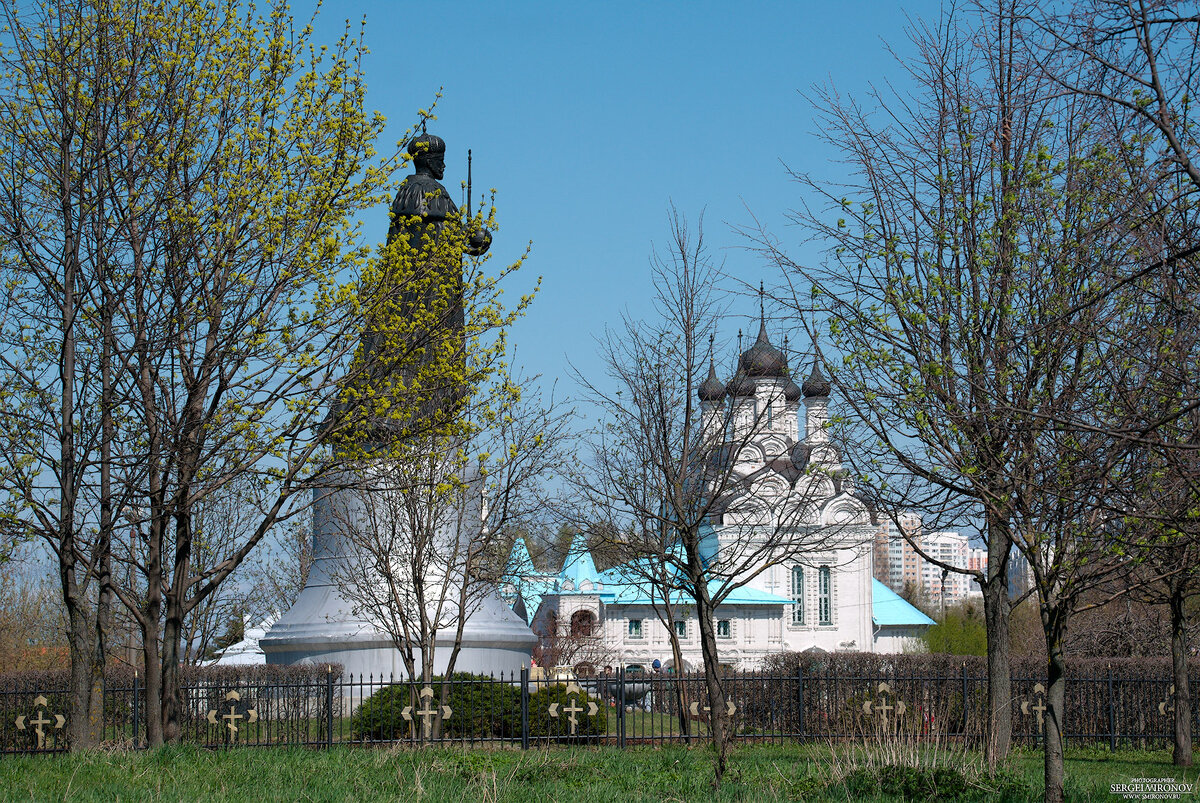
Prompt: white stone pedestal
<box><xmin>261</xmin><ymin>476</ymin><xmax>536</xmax><ymax>679</ymax></box>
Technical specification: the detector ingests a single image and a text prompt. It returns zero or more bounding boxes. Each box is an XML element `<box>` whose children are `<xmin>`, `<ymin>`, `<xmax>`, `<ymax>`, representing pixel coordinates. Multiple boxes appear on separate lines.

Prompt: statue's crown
<box><xmin>407</xmin><ymin>133</ymin><xmax>446</xmax><ymax>159</ymax></box>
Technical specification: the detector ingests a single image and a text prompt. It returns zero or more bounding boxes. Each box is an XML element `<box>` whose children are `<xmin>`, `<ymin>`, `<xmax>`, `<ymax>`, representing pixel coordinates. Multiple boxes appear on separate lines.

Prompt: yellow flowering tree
<box><xmin>332</xmin><ymin>188</ymin><xmax>568</xmax><ymax>699</ymax></box>
<box><xmin>0</xmin><ymin>0</ymin><xmax>528</xmax><ymax>747</ymax></box>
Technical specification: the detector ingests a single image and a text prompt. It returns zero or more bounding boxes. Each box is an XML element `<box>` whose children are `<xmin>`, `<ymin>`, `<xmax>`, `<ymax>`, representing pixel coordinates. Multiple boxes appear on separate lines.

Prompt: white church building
<box><xmin>521</xmin><ymin>322</ymin><xmax>932</xmax><ymax>672</ymax></box>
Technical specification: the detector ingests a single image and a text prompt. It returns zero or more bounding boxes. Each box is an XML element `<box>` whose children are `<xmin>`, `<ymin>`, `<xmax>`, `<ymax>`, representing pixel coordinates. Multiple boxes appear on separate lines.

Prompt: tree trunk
<box><xmin>65</xmin><ymin>606</ymin><xmax>96</xmax><ymax>750</ymax></box>
<box><xmin>1169</xmin><ymin>587</ymin><xmax>1193</xmax><ymax>767</ymax></box>
<box><xmin>87</xmin><ymin>553</ymin><xmax>111</xmax><ymax>748</ymax></box>
<box><xmin>142</xmin><ymin>616</ymin><xmax>163</xmax><ymax>748</ymax></box>
<box><xmin>693</xmin><ymin>585</ymin><xmax>729</xmax><ymax>786</ymax></box>
<box><xmin>89</xmin><ymin>287</ymin><xmax>116</xmax><ymax>748</ymax></box>
<box><xmin>667</xmin><ymin>626</ymin><xmax>691</xmax><ymax>741</ymax></box>
<box><xmin>161</xmin><ymin>496</ymin><xmax>198</xmax><ymax>743</ymax></box>
<box><xmin>58</xmin><ymin>213</ymin><xmax>94</xmax><ymax>751</ymax></box>
<box><xmin>1043</xmin><ymin>608</ymin><xmax>1067</xmax><ymax>803</ymax></box>
<box><xmin>161</xmin><ymin>598</ymin><xmax>184</xmax><ymax>743</ymax></box>
<box><xmin>431</xmin><ymin>616</ymin><xmax>465</xmax><ymax>742</ymax></box>
<box><xmin>982</xmin><ymin>524</ymin><xmax>1012</xmax><ymax>769</ymax></box>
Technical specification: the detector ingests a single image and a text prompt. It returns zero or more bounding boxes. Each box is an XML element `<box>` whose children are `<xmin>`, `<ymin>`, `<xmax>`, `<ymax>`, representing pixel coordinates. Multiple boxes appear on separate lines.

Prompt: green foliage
<box><xmin>351</xmin><ymin>681</ymin><xmax>411</xmax><ymax>740</ymax></box>
<box><xmin>923</xmin><ymin>601</ymin><xmax>988</xmax><ymax>656</ymax></box>
<box><xmin>351</xmin><ymin>676</ymin><xmax>608</xmax><ymax>742</ymax></box>
<box><xmin>337</xmin><ymin>197</ymin><xmax>537</xmax><ymax>454</ymax></box>
<box><xmin>527</xmin><ymin>684</ymin><xmax>607</xmax><ymax>740</ymax></box>
<box><xmin>440</xmin><ymin>676</ymin><xmax>522</xmax><ymax>739</ymax></box>
<box><xmin>0</xmin><ymin>743</ymin><xmax>1182</xmax><ymax>801</ymax></box>
<box><xmin>352</xmin><ymin>674</ymin><xmax>519</xmax><ymax>740</ymax></box>
<box><xmin>0</xmin><ymin>0</ymin><xmax>428</xmax><ymax>738</ymax></box>
<box><xmin>843</xmin><ymin>765</ymin><xmax>970</xmax><ymax>800</ymax></box>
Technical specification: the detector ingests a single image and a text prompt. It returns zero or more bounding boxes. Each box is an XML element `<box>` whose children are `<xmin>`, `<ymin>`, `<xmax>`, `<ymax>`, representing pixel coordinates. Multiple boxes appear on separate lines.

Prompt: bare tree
<box><xmin>1015</xmin><ymin>428</ymin><xmax>1134</xmax><ymax>800</ymax></box>
<box><xmin>250</xmin><ymin>517</ymin><xmax>314</xmax><ymax>618</ymax></box>
<box><xmin>1040</xmin><ymin>2</ymin><xmax>1200</xmax><ymax>769</ymax></box>
<box><xmin>1122</xmin><ymin>533</ymin><xmax>1200</xmax><ymax>766</ymax></box>
<box><xmin>172</xmin><ymin>479</ymin><xmax>305</xmax><ymax>666</ymax></box>
<box><xmin>1106</xmin><ymin>267</ymin><xmax>1200</xmax><ymax>767</ymax></box>
<box><xmin>750</xmin><ymin>4</ymin><xmax>1148</xmax><ymax>779</ymax></box>
<box><xmin>575</xmin><ymin>210</ymin><xmax>871</xmax><ymax>784</ymax></box>
<box><xmin>531</xmin><ymin>605</ymin><xmax>617</xmax><ymax>674</ymax></box>
<box><xmin>0</xmin><ymin>546</ymin><xmax>68</xmax><ymax>671</ymax></box>
<box><xmin>1045</xmin><ymin>2</ymin><xmax>1200</xmax><ymax>198</ymax></box>
<box><xmin>334</xmin><ymin>373</ymin><xmax>568</xmax><ymax>692</ymax></box>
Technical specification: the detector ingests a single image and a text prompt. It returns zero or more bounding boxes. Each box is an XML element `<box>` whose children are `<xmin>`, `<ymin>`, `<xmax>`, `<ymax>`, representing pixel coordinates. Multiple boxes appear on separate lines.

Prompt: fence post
<box><xmin>961</xmin><ymin>663</ymin><xmax>969</xmax><ymax>739</ymax></box>
<box><xmin>130</xmin><ymin>669</ymin><xmax>139</xmax><ymax>749</ymax></box>
<box><xmin>618</xmin><ymin>665</ymin><xmax>626</xmax><ymax>749</ymax></box>
<box><xmin>796</xmin><ymin>667</ymin><xmax>804</xmax><ymax>739</ymax></box>
<box><xmin>326</xmin><ymin>665</ymin><xmax>334</xmax><ymax>750</ymax></box>
<box><xmin>520</xmin><ymin>666</ymin><xmax>529</xmax><ymax>750</ymax></box>
<box><xmin>1107</xmin><ymin>665</ymin><xmax>1117</xmax><ymax>751</ymax></box>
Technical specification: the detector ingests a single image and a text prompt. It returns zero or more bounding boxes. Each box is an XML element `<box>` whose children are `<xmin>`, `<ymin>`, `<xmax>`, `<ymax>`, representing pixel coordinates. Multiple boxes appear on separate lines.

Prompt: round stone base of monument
<box><xmin>260</xmin><ymin>563</ymin><xmax>536</xmax><ymax>680</ymax></box>
<box><xmin>261</xmin><ymin>475</ymin><xmax>537</xmax><ymax>680</ymax></box>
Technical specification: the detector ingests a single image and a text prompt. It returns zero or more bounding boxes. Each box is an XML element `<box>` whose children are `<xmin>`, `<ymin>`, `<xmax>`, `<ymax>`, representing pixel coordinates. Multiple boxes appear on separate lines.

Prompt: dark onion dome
<box><xmin>726</xmin><ymin>371</ymin><xmax>756</xmax><ymax>397</ymax></box>
<box><xmin>791</xmin><ymin>441</ymin><xmax>812</xmax><ymax>471</ymax></box>
<box><xmin>738</xmin><ymin>321</ymin><xmax>788</xmax><ymax>378</ymax></box>
<box><xmin>802</xmin><ymin>360</ymin><xmax>831</xmax><ymax>398</ymax></box>
<box><xmin>783</xmin><ymin>376</ymin><xmax>803</xmax><ymax>402</ymax></box>
<box><xmin>698</xmin><ymin>360</ymin><xmax>726</xmax><ymax>401</ymax></box>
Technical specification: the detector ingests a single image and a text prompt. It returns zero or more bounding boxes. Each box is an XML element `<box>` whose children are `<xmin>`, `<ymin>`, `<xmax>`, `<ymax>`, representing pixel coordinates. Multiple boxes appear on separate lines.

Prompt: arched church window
<box><xmin>818</xmin><ymin>566</ymin><xmax>833</xmax><ymax>625</ymax></box>
<box><xmin>791</xmin><ymin>566</ymin><xmax>805</xmax><ymax>625</ymax></box>
<box><xmin>570</xmin><ymin>609</ymin><xmax>596</xmax><ymax>637</ymax></box>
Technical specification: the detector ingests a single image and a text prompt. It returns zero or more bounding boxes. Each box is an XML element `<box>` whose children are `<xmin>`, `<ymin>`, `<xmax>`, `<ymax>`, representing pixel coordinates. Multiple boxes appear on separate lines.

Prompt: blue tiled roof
<box><xmin>559</xmin><ymin>532</ymin><xmax>601</xmax><ymax>586</ymax></box>
<box><xmin>509</xmin><ymin>535</ymin><xmax>534</xmax><ymax>572</ymax></box>
<box><xmin>555</xmin><ymin>571</ymin><xmax>791</xmax><ymax>607</ymax></box>
<box><xmin>871</xmin><ymin>579</ymin><xmax>936</xmax><ymax>627</ymax></box>
<box><xmin>517</xmin><ymin>540</ymin><xmax>934</xmax><ymax>630</ymax></box>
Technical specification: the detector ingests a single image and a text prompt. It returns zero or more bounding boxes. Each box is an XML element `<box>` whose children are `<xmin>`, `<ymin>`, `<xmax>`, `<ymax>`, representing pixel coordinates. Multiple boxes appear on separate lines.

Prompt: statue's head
<box><xmin>408</xmin><ymin>133</ymin><xmax>446</xmax><ymax>180</ymax></box>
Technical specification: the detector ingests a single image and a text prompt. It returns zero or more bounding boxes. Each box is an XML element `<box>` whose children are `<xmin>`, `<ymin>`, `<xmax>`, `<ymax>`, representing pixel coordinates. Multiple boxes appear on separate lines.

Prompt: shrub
<box><xmin>441</xmin><ymin>675</ymin><xmax>521</xmax><ymax>739</ymax></box>
<box><xmin>0</xmin><ymin>664</ymin><xmax>345</xmax><ymax>750</ymax></box>
<box><xmin>352</xmin><ymin>674</ymin><xmax>520</xmax><ymax>741</ymax></box>
<box><xmin>352</xmin><ymin>675</ymin><xmax>608</xmax><ymax>742</ymax></box>
<box><xmin>527</xmin><ymin>683</ymin><xmax>607</xmax><ymax>740</ymax></box>
<box><xmin>841</xmin><ymin>765</ymin><xmax>969</xmax><ymax>800</ymax></box>
<box><xmin>756</xmin><ymin>652</ymin><xmax>1200</xmax><ymax>743</ymax></box>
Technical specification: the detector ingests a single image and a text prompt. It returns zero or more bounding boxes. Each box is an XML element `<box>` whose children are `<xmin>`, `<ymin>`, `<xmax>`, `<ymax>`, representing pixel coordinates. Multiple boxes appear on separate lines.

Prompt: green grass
<box><xmin>611</xmin><ymin>708</ymin><xmax>711</xmax><ymax>739</ymax></box>
<box><xmin>0</xmin><ymin>743</ymin><xmax>1194</xmax><ymax>801</ymax></box>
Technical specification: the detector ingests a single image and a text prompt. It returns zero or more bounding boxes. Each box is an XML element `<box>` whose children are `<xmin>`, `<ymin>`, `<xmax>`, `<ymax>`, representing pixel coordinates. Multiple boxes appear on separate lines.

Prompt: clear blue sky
<box><xmin>317</xmin><ymin>1</ymin><xmax>941</xmax><ymax>396</ymax></box>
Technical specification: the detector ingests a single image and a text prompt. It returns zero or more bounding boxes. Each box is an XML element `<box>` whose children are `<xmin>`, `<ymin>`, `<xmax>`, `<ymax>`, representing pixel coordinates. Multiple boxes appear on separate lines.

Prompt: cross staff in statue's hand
<box><xmin>465</xmin><ymin>148</ymin><xmax>492</xmax><ymax>256</ymax></box>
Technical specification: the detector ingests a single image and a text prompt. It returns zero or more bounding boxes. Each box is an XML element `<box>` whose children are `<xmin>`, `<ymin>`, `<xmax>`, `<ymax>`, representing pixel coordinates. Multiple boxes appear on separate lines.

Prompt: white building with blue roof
<box><xmin>523</xmin><ymin>533</ymin><xmax>933</xmax><ymax>671</ymax></box>
<box><xmin>871</xmin><ymin>579</ymin><xmax>937</xmax><ymax>653</ymax></box>
<box><xmin>521</xmin><ymin>321</ymin><xmax>934</xmax><ymax>672</ymax></box>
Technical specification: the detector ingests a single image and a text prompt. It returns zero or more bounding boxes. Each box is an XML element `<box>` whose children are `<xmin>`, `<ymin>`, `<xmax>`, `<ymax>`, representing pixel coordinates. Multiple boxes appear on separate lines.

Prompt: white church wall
<box><xmin>873</xmin><ymin>627</ymin><xmax>926</xmax><ymax>654</ymax></box>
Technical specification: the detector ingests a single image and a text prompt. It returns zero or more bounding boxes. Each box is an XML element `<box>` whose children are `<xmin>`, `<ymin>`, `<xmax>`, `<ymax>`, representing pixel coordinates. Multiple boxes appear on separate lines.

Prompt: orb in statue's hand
<box><xmin>468</xmin><ymin>228</ymin><xmax>493</xmax><ymax>255</ymax></box>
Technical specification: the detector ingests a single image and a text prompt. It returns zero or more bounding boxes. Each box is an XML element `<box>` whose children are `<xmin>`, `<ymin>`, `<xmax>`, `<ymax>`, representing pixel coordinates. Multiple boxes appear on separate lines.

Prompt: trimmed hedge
<box><xmin>760</xmin><ymin>651</ymin><xmax>1200</xmax><ymax>681</ymax></box>
<box><xmin>351</xmin><ymin>674</ymin><xmax>607</xmax><ymax>742</ymax></box>
<box><xmin>0</xmin><ymin>664</ymin><xmax>345</xmax><ymax>751</ymax></box>
<box><xmin>749</xmin><ymin>652</ymin><xmax>1200</xmax><ymax>741</ymax></box>
<box><xmin>528</xmin><ymin>683</ymin><xmax>607</xmax><ymax>740</ymax></box>
<box><xmin>352</xmin><ymin>674</ymin><xmax>520</xmax><ymax>741</ymax></box>
<box><xmin>0</xmin><ymin>663</ymin><xmax>344</xmax><ymax>693</ymax></box>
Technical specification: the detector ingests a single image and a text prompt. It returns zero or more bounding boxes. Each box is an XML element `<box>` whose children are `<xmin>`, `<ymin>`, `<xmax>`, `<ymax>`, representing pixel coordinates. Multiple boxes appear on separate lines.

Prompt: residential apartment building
<box><xmin>873</xmin><ymin>517</ymin><xmax>986</xmax><ymax>607</ymax></box>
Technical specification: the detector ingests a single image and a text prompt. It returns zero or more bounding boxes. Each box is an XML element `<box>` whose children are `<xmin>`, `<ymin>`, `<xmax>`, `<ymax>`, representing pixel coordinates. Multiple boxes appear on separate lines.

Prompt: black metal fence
<box><xmin>2</xmin><ymin>667</ymin><xmax>1196</xmax><ymax>754</ymax></box>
